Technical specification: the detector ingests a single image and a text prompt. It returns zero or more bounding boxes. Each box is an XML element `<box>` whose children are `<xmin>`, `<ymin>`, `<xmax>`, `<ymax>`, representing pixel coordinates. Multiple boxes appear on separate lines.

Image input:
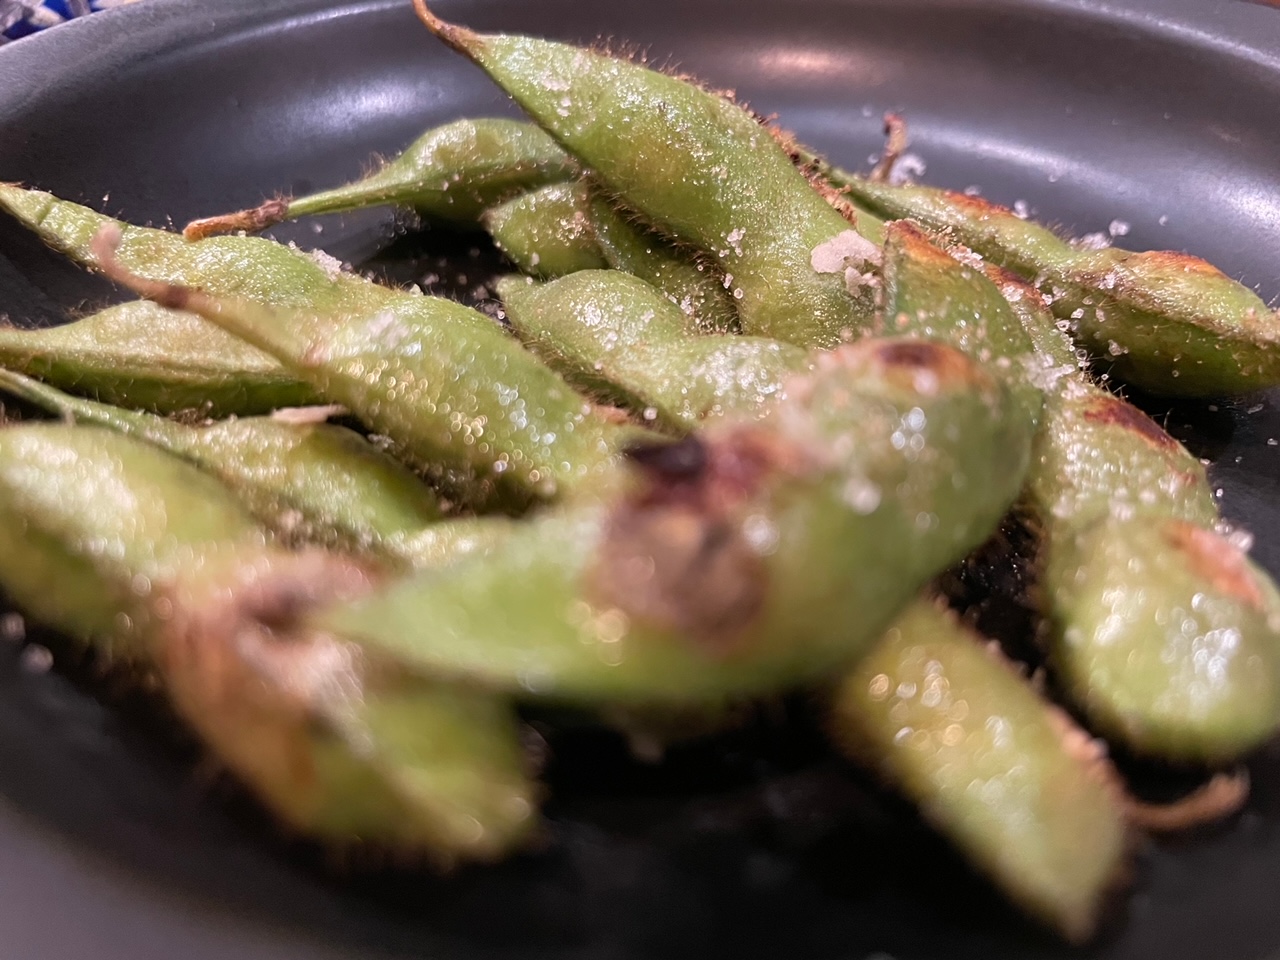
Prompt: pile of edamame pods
<box><xmin>0</xmin><ymin>0</ymin><xmax>1278</xmax><ymax>942</ymax></box>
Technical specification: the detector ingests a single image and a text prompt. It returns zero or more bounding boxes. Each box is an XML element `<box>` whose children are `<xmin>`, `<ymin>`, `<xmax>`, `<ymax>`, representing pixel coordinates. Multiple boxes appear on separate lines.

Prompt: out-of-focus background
<box><xmin>0</xmin><ymin>0</ymin><xmax>139</xmax><ymax>43</ymax></box>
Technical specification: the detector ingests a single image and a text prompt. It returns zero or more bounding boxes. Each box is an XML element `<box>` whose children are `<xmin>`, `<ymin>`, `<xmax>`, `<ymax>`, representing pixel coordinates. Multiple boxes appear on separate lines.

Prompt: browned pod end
<box><xmin>183</xmin><ymin>198</ymin><xmax>291</xmax><ymax>241</ymax></box>
<box><xmin>412</xmin><ymin>0</ymin><xmax>483</xmax><ymax>55</ymax></box>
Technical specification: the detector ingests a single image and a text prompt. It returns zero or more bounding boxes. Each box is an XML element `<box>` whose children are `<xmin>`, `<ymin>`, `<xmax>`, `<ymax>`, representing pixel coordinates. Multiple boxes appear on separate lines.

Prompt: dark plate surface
<box><xmin>4</xmin><ymin>0</ymin><xmax>1280</xmax><ymax>957</ymax></box>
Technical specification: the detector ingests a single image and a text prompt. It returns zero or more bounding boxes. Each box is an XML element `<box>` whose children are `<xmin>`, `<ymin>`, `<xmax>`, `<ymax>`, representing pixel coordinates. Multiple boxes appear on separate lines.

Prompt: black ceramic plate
<box><xmin>4</xmin><ymin>1</ymin><xmax>1280</xmax><ymax>957</ymax></box>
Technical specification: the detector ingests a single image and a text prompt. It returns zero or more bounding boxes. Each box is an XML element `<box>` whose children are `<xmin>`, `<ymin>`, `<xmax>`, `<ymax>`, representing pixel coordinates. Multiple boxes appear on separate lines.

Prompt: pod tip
<box><xmin>183</xmin><ymin>198</ymin><xmax>290</xmax><ymax>241</ymax></box>
<box><xmin>412</xmin><ymin>0</ymin><xmax>479</xmax><ymax>55</ymax></box>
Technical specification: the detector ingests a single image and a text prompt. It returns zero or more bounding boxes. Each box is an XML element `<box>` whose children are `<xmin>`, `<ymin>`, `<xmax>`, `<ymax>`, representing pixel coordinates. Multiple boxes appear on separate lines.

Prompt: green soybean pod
<box><xmin>829</xmin><ymin>599</ymin><xmax>1129</xmax><ymax>944</ymax></box>
<box><xmin>0</xmin><ymin>184</ymin><xmax>643</xmax><ymax>506</ymax></box>
<box><xmin>91</xmin><ymin>237</ymin><xmax>642</xmax><ymax>506</ymax></box>
<box><xmin>820</xmin><ymin>170</ymin><xmax>1280</xmax><ymax>397</ymax></box>
<box><xmin>0</xmin><ymin>423</ymin><xmax>537</xmax><ymax>862</ymax></box>
<box><xmin>497</xmin><ymin>270</ymin><xmax>803</xmax><ymax>427</ymax></box>
<box><xmin>482</xmin><ymin>182</ymin><xmax>610</xmax><ymax>278</ymax></box>
<box><xmin>183</xmin><ymin>118</ymin><xmax>578</xmax><ymax>239</ymax></box>
<box><xmin>413</xmin><ymin>1</ymin><xmax>879</xmax><ymax>347</ymax></box>
<box><xmin>586</xmin><ymin>194</ymin><xmax>740</xmax><ymax>335</ymax></box>
<box><xmin>486</xmin><ymin>181</ymin><xmax>740</xmax><ymax>332</ymax></box>
<box><xmin>313</xmin><ymin>338</ymin><xmax>1034</xmax><ymax>705</ymax></box>
<box><xmin>0</xmin><ymin>369</ymin><xmax>446</xmax><ymax>563</ymax></box>
<box><xmin>993</xmin><ymin>269</ymin><xmax>1280</xmax><ymax>761</ymax></box>
<box><xmin>0</xmin><ymin>301</ymin><xmax>319</xmax><ymax>416</ymax></box>
<box><xmin>881</xmin><ymin>222</ymin><xmax>1280</xmax><ymax>762</ymax></box>
<box><xmin>1046</xmin><ymin>513</ymin><xmax>1280</xmax><ymax>762</ymax></box>
<box><xmin>877</xmin><ymin>220</ymin><xmax>1044</xmax><ymax>426</ymax></box>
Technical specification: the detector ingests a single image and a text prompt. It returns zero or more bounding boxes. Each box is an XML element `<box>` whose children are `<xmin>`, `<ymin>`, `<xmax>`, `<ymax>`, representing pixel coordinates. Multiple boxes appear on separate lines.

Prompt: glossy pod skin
<box><xmin>497</xmin><ymin>271</ymin><xmax>803</xmax><ymax>428</ymax></box>
<box><xmin>826</xmin><ymin>172</ymin><xmax>1280</xmax><ymax>397</ymax></box>
<box><xmin>829</xmin><ymin>600</ymin><xmax>1129</xmax><ymax>943</ymax></box>
<box><xmin>0</xmin><ymin>301</ymin><xmax>319</xmax><ymax>417</ymax></box>
<box><xmin>482</xmin><ymin>182</ymin><xmax>610</xmax><ymax>278</ymax></box>
<box><xmin>585</xmin><ymin>192</ymin><xmax>740</xmax><ymax>334</ymax></box>
<box><xmin>486</xmin><ymin>181</ymin><xmax>739</xmax><ymax>333</ymax></box>
<box><xmin>313</xmin><ymin>338</ymin><xmax>1035</xmax><ymax>706</ymax></box>
<box><xmin>494</xmin><ymin>247</ymin><xmax>1130</xmax><ymax>937</ymax></box>
<box><xmin>0</xmin><ymin>370</ymin><xmax>447</xmax><ymax>563</ymax></box>
<box><xmin>413</xmin><ymin>1</ymin><xmax>878</xmax><ymax>347</ymax></box>
<box><xmin>0</xmin><ymin>423</ymin><xmax>537</xmax><ymax>862</ymax></box>
<box><xmin>0</xmin><ymin>184</ymin><xmax>640</xmax><ymax>506</ymax></box>
<box><xmin>876</xmin><ymin>221</ymin><xmax>1045</xmax><ymax>426</ymax></box>
<box><xmin>988</xmin><ymin>269</ymin><xmax>1280</xmax><ymax>762</ymax></box>
<box><xmin>1047</xmin><ymin>514</ymin><xmax>1280</xmax><ymax>760</ymax></box>
<box><xmin>183</xmin><ymin>110</ymin><xmax>738</xmax><ymax>332</ymax></box>
<box><xmin>1030</xmin><ymin>382</ymin><xmax>1280</xmax><ymax>760</ymax></box>
<box><xmin>183</xmin><ymin>118</ymin><xmax>578</xmax><ymax>239</ymax></box>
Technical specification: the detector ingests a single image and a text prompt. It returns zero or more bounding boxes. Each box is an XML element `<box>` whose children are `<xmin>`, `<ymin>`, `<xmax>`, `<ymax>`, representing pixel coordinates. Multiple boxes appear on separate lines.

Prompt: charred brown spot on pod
<box><xmin>158</xmin><ymin>551</ymin><xmax>381</xmax><ymax>796</ymax></box>
<box><xmin>829</xmin><ymin>338</ymin><xmax>985</xmax><ymax>395</ymax></box>
<box><xmin>1163</xmin><ymin>521</ymin><xmax>1265</xmax><ymax>608</ymax></box>
<box><xmin>594</xmin><ymin>428</ymin><xmax>808</xmax><ymax>652</ymax></box>
<box><xmin>625</xmin><ymin>435</ymin><xmax>707</xmax><ymax>483</ymax></box>
<box><xmin>1080</xmin><ymin>394</ymin><xmax>1179</xmax><ymax>451</ymax></box>
<box><xmin>940</xmin><ymin>189</ymin><xmax>1015</xmax><ymax>221</ymax></box>
<box><xmin>1122</xmin><ymin>250</ymin><xmax>1230</xmax><ymax>282</ymax></box>
<box><xmin>886</xmin><ymin>220</ymin><xmax>957</xmax><ymax>269</ymax></box>
<box><xmin>983</xmin><ymin>263</ymin><xmax>1049</xmax><ymax>307</ymax></box>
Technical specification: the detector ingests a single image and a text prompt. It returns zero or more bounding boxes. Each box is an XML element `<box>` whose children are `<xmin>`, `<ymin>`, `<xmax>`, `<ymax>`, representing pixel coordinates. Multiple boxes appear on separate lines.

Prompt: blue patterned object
<box><xmin>0</xmin><ymin>0</ymin><xmax>129</xmax><ymax>43</ymax></box>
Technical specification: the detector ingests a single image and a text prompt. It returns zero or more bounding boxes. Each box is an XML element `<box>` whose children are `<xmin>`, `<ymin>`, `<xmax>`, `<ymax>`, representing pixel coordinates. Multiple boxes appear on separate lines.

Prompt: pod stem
<box><xmin>412</xmin><ymin>0</ymin><xmax>481</xmax><ymax>55</ymax></box>
<box><xmin>0</xmin><ymin>368</ymin><xmax>85</xmax><ymax>419</ymax></box>
<box><xmin>1123</xmin><ymin>769</ymin><xmax>1251</xmax><ymax>833</ymax></box>
<box><xmin>0</xmin><ymin>367</ymin><xmax>195</xmax><ymax>450</ymax></box>
<box><xmin>183</xmin><ymin>198</ymin><xmax>290</xmax><ymax>241</ymax></box>
<box><xmin>91</xmin><ymin>225</ymin><xmax>316</xmax><ymax>363</ymax></box>
<box><xmin>868</xmin><ymin>112</ymin><xmax>909</xmax><ymax>184</ymax></box>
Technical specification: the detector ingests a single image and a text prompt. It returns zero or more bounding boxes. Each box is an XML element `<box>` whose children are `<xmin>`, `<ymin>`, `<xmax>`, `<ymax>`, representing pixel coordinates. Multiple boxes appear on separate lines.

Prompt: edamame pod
<box><xmin>498</xmin><ymin>270</ymin><xmax>803</xmax><ymax>427</ymax></box>
<box><xmin>504</xmin><ymin>225</ymin><xmax>1135</xmax><ymax>932</ymax></box>
<box><xmin>487</xmin><ymin>182</ymin><xmax>739</xmax><ymax>332</ymax></box>
<box><xmin>183</xmin><ymin>118</ymin><xmax>578</xmax><ymax>239</ymax></box>
<box><xmin>90</xmin><ymin>231</ymin><xmax>640</xmax><ymax>506</ymax></box>
<box><xmin>586</xmin><ymin>193</ymin><xmax>740</xmax><ymax>334</ymax></box>
<box><xmin>1028</xmin><ymin>381</ymin><xmax>1218</xmax><ymax>533</ymax></box>
<box><xmin>0</xmin><ymin>183</ymin><xmax>358</xmax><ymax>313</ymax></box>
<box><xmin>823</xmin><ymin>172</ymin><xmax>1280</xmax><ymax>397</ymax></box>
<box><xmin>482</xmin><ymin>182</ymin><xmax>610</xmax><ymax>278</ymax></box>
<box><xmin>0</xmin><ymin>423</ymin><xmax>537</xmax><ymax>861</ymax></box>
<box><xmin>413</xmin><ymin>1</ymin><xmax>878</xmax><ymax>347</ymax></box>
<box><xmin>877</xmin><ymin>221</ymin><xmax>1044</xmax><ymax>427</ymax></box>
<box><xmin>0</xmin><ymin>369</ymin><xmax>446</xmax><ymax>562</ymax></box>
<box><xmin>313</xmin><ymin>338</ymin><xmax>1034</xmax><ymax>705</ymax></box>
<box><xmin>1046</xmin><ymin>514</ymin><xmax>1280</xmax><ymax>760</ymax></box>
<box><xmin>1004</xmin><ymin>274</ymin><xmax>1280</xmax><ymax>760</ymax></box>
<box><xmin>0</xmin><ymin>184</ymin><xmax>641</xmax><ymax>506</ymax></box>
<box><xmin>882</xmin><ymin>223</ymin><xmax>1280</xmax><ymax>761</ymax></box>
<box><xmin>0</xmin><ymin>301</ymin><xmax>319</xmax><ymax>416</ymax></box>
<box><xmin>829</xmin><ymin>599</ymin><xmax>1129</xmax><ymax>943</ymax></box>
